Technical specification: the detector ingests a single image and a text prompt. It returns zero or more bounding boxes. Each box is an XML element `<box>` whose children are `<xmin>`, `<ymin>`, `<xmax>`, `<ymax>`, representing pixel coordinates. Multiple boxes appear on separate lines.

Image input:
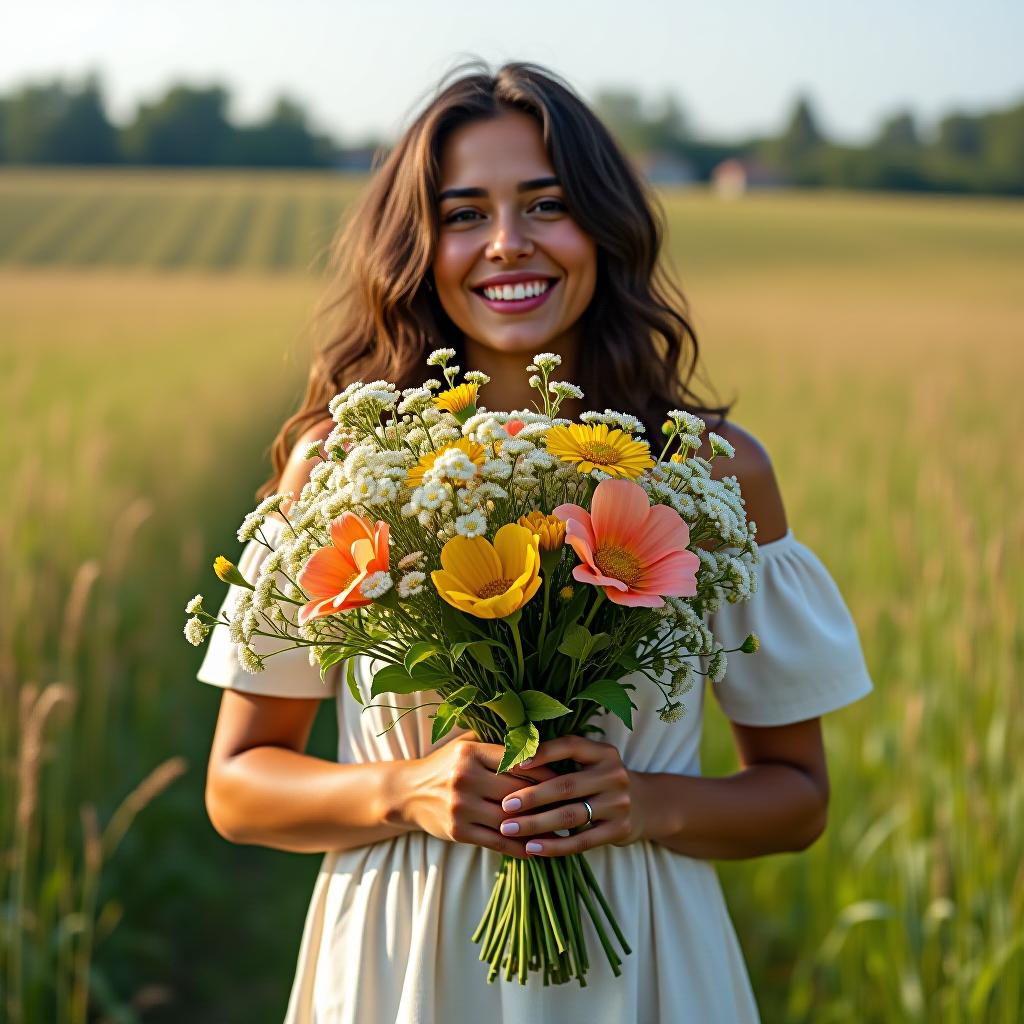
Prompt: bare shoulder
<box><xmin>277</xmin><ymin>418</ymin><xmax>335</xmax><ymax>512</ymax></box>
<box><xmin>696</xmin><ymin>416</ymin><xmax>789</xmax><ymax>544</ymax></box>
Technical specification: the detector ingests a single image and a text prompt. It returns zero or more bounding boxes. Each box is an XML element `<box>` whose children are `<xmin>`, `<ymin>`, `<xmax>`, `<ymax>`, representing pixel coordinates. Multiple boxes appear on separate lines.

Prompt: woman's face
<box><xmin>431</xmin><ymin>109</ymin><xmax>597</xmax><ymax>358</ymax></box>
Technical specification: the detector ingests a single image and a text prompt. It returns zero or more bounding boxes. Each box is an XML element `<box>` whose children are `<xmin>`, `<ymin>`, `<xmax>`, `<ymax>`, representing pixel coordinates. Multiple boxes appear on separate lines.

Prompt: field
<box><xmin>1</xmin><ymin>168</ymin><xmax>1021</xmax><ymax>1023</ymax></box>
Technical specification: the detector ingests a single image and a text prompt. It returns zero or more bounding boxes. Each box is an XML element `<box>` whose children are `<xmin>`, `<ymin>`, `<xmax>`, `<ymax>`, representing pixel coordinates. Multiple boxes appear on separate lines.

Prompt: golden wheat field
<box><xmin>1</xmin><ymin>169</ymin><xmax>1022</xmax><ymax>1023</ymax></box>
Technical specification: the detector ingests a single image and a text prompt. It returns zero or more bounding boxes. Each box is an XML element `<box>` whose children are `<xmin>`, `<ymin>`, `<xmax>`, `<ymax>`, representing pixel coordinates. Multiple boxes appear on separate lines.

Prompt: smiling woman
<box><xmin>196</xmin><ymin>57</ymin><xmax>874</xmax><ymax>1024</ymax></box>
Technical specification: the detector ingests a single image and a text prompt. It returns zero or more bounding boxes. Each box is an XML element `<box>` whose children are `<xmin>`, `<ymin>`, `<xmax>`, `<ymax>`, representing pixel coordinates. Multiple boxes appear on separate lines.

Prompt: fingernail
<box><xmin>520</xmin><ymin>757</ymin><xmax>533</xmax><ymax>766</ymax></box>
<box><xmin>502</xmin><ymin>797</ymin><xmax>521</xmax><ymax>812</ymax></box>
<box><xmin>500</xmin><ymin>821</ymin><xmax>520</xmax><ymax>835</ymax></box>
<box><xmin>525</xmin><ymin>841</ymin><xmax>543</xmax><ymax>854</ymax></box>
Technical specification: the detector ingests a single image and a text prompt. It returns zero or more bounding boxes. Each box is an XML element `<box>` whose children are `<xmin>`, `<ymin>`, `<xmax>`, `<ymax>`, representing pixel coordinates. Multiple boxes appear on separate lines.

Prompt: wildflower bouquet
<box><xmin>185</xmin><ymin>349</ymin><xmax>761</xmax><ymax>987</ymax></box>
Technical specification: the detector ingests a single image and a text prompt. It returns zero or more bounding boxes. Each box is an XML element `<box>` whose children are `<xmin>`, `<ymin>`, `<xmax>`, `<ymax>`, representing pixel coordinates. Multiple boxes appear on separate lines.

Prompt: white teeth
<box><xmin>481</xmin><ymin>280</ymin><xmax>550</xmax><ymax>302</ymax></box>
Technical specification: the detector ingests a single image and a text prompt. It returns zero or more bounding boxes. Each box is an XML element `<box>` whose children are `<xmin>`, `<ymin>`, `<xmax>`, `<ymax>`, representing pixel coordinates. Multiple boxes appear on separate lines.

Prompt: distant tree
<box><xmin>592</xmin><ymin>88</ymin><xmax>652</xmax><ymax>153</ymax></box>
<box><xmin>874</xmin><ymin>110</ymin><xmax>921</xmax><ymax>151</ymax></box>
<box><xmin>779</xmin><ymin>93</ymin><xmax>826</xmax><ymax>163</ymax></box>
<box><xmin>979</xmin><ymin>101</ymin><xmax>1024</xmax><ymax>191</ymax></box>
<box><xmin>0</xmin><ymin>75</ymin><xmax>119</xmax><ymax>163</ymax></box>
<box><xmin>937</xmin><ymin>111</ymin><xmax>984</xmax><ymax>159</ymax></box>
<box><xmin>219</xmin><ymin>94</ymin><xmax>331</xmax><ymax>167</ymax></box>
<box><xmin>122</xmin><ymin>84</ymin><xmax>232</xmax><ymax>165</ymax></box>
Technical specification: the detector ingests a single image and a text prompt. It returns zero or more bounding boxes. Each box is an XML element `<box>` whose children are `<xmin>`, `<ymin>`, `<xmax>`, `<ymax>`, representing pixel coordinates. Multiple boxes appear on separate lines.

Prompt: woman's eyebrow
<box><xmin>438</xmin><ymin>176</ymin><xmax>561</xmax><ymax>201</ymax></box>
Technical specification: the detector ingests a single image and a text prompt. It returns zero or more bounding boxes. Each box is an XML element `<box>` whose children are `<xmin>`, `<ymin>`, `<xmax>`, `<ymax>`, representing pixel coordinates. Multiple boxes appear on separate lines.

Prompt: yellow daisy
<box><xmin>433</xmin><ymin>383</ymin><xmax>478</xmax><ymax>422</ymax></box>
<box><xmin>545</xmin><ymin>423</ymin><xmax>654</xmax><ymax>479</ymax></box>
<box><xmin>406</xmin><ymin>437</ymin><xmax>486</xmax><ymax>488</ymax></box>
<box><xmin>431</xmin><ymin>524</ymin><xmax>542</xmax><ymax>619</ymax></box>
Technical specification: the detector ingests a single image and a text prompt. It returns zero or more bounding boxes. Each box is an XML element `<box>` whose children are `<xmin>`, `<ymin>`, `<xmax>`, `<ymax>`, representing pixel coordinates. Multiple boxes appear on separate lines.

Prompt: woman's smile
<box><xmin>470</xmin><ymin>272</ymin><xmax>560</xmax><ymax>314</ymax></box>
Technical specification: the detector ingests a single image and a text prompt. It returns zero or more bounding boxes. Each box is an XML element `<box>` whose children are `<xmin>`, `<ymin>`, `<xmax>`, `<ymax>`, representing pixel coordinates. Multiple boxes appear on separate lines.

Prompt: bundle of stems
<box><xmin>472</xmin><ymin>844</ymin><xmax>632</xmax><ymax>986</ymax></box>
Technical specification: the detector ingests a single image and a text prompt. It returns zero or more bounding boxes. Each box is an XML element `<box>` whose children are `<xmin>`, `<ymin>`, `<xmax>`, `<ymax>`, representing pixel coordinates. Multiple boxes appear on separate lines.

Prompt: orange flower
<box><xmin>296</xmin><ymin>512</ymin><xmax>390</xmax><ymax>624</ymax></box>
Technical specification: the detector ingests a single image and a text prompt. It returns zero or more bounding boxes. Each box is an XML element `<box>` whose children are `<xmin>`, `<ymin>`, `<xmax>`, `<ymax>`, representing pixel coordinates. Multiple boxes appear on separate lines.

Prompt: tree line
<box><xmin>1</xmin><ymin>72</ymin><xmax>1021</xmax><ymax>195</ymax></box>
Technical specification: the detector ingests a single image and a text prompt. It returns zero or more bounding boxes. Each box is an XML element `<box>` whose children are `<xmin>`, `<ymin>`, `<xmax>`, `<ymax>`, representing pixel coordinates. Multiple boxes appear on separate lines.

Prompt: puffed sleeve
<box><xmin>706</xmin><ymin>529</ymin><xmax>873</xmax><ymax>726</ymax></box>
<box><xmin>196</xmin><ymin>517</ymin><xmax>341</xmax><ymax>699</ymax></box>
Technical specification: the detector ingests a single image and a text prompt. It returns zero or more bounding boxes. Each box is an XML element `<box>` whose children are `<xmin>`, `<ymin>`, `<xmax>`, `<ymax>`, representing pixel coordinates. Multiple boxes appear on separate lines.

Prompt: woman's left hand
<box><xmin>497</xmin><ymin>735</ymin><xmax>644</xmax><ymax>856</ymax></box>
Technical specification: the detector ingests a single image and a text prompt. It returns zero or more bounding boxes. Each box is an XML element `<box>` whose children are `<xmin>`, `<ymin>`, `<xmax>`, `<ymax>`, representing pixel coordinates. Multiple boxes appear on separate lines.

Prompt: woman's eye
<box><xmin>444</xmin><ymin>209</ymin><xmax>480</xmax><ymax>224</ymax></box>
<box><xmin>533</xmin><ymin>199</ymin><xmax>566</xmax><ymax>213</ymax></box>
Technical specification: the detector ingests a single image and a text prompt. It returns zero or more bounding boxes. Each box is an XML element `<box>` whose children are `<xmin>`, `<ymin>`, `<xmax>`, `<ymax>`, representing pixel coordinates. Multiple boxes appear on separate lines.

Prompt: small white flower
<box><xmin>464</xmin><ymin>370</ymin><xmax>490</xmax><ymax>385</ymax></box>
<box><xmin>185</xmin><ymin>594</ymin><xmax>204</xmax><ymax>614</ymax></box>
<box><xmin>360</xmin><ymin>571</ymin><xmax>393</xmax><ymax>600</ymax></box>
<box><xmin>237</xmin><ymin>645</ymin><xmax>265</xmax><ymax>674</ymax></box>
<box><xmin>708</xmin><ymin>649</ymin><xmax>728</xmax><ymax>683</ymax></box>
<box><xmin>184</xmin><ymin>616</ymin><xmax>210</xmax><ymax>646</ymax></box>
<box><xmin>481</xmin><ymin>458</ymin><xmax>513</xmax><ymax>480</ymax></box>
<box><xmin>455</xmin><ymin>510</ymin><xmax>487</xmax><ymax>538</ymax></box>
<box><xmin>398</xmin><ymin>571</ymin><xmax>426</xmax><ymax>598</ymax></box>
<box><xmin>548</xmin><ymin>381</ymin><xmax>584</xmax><ymax>400</ymax></box>
<box><xmin>709</xmin><ymin>432</ymin><xmax>735</xmax><ymax>458</ymax></box>
<box><xmin>397</xmin><ymin>550</ymin><xmax>426</xmax><ymax>571</ymax></box>
<box><xmin>531</xmin><ymin>352</ymin><xmax>561</xmax><ymax>370</ymax></box>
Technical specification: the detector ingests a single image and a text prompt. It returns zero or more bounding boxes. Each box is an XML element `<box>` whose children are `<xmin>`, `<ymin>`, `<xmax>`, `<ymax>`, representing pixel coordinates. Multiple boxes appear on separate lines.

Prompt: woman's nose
<box><xmin>485</xmin><ymin>212</ymin><xmax>534</xmax><ymax>261</ymax></box>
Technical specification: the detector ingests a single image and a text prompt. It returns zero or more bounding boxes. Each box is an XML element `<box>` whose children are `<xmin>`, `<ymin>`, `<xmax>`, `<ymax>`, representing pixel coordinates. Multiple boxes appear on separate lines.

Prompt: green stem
<box><xmin>582</xmin><ymin>588</ymin><xmax>606</xmax><ymax>630</ymax></box>
<box><xmin>507</xmin><ymin>617</ymin><xmax>525</xmax><ymax>687</ymax></box>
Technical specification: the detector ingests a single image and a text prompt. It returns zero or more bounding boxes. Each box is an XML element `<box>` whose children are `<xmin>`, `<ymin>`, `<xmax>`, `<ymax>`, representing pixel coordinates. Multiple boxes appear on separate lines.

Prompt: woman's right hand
<box><xmin>398</xmin><ymin>734</ymin><xmax>559</xmax><ymax>858</ymax></box>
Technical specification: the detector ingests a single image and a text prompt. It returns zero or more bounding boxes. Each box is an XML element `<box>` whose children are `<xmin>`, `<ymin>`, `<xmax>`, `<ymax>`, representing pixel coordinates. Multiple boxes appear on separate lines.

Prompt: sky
<box><xmin>4</xmin><ymin>0</ymin><xmax>1022</xmax><ymax>146</ymax></box>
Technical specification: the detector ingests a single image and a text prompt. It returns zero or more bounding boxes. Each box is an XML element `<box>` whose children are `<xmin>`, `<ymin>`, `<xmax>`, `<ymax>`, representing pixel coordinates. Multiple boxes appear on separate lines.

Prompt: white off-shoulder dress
<box><xmin>197</xmin><ymin>523</ymin><xmax>874</xmax><ymax>1024</ymax></box>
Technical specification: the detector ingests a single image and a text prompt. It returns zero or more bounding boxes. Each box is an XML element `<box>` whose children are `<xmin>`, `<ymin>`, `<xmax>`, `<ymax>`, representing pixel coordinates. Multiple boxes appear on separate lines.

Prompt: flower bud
<box><xmin>214</xmin><ymin>556</ymin><xmax>254</xmax><ymax>590</ymax></box>
<box><xmin>741</xmin><ymin>633</ymin><xmax>760</xmax><ymax>654</ymax></box>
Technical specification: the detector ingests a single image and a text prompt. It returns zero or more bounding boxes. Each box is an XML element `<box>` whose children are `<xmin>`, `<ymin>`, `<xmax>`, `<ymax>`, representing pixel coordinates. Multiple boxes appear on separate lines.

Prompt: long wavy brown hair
<box><xmin>258</xmin><ymin>58</ymin><xmax>733</xmax><ymax>499</ymax></box>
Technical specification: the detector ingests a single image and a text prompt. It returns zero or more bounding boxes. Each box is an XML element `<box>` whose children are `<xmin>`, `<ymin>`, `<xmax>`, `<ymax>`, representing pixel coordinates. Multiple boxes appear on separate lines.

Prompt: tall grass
<box><xmin>0</xmin><ymin>174</ymin><xmax>1021</xmax><ymax>1021</ymax></box>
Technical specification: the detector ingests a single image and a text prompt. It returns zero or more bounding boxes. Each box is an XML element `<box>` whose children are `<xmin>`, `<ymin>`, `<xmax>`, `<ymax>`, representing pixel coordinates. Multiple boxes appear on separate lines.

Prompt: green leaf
<box><xmin>519</xmin><ymin>690</ymin><xmax>571</xmax><ymax>721</ymax></box>
<box><xmin>467</xmin><ymin>641</ymin><xmax>498</xmax><ymax>673</ymax></box>
<box><xmin>441</xmin><ymin>602</ymin><xmax>486</xmax><ymax>642</ymax></box>
<box><xmin>431</xmin><ymin>703</ymin><xmax>459</xmax><ymax>743</ymax></box>
<box><xmin>615</xmin><ymin>651</ymin><xmax>641</xmax><ymax>672</ymax></box>
<box><xmin>558</xmin><ymin>624</ymin><xmax>593</xmax><ymax>661</ymax></box>
<box><xmin>445</xmin><ymin>684</ymin><xmax>479</xmax><ymax>709</ymax></box>
<box><xmin>345</xmin><ymin>657</ymin><xmax>363</xmax><ymax>705</ymax></box>
<box><xmin>404</xmin><ymin>641</ymin><xmax>442</xmax><ymax>673</ymax></box>
<box><xmin>481</xmin><ymin>690</ymin><xmax>527</xmax><ymax>727</ymax></box>
<box><xmin>588</xmin><ymin>632</ymin><xmax>611</xmax><ymax>655</ymax></box>
<box><xmin>318</xmin><ymin>647</ymin><xmax>346</xmax><ymax>679</ymax></box>
<box><xmin>498</xmin><ymin>722</ymin><xmax>540</xmax><ymax>773</ymax></box>
<box><xmin>371</xmin><ymin>664</ymin><xmax>438</xmax><ymax>697</ymax></box>
<box><xmin>573</xmin><ymin>678</ymin><xmax>636</xmax><ymax>729</ymax></box>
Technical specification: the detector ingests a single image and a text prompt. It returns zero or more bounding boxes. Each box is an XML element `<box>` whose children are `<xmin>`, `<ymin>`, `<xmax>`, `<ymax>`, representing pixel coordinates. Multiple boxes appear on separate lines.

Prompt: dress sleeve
<box><xmin>196</xmin><ymin>518</ymin><xmax>341</xmax><ymax>700</ymax></box>
<box><xmin>706</xmin><ymin>529</ymin><xmax>873</xmax><ymax>726</ymax></box>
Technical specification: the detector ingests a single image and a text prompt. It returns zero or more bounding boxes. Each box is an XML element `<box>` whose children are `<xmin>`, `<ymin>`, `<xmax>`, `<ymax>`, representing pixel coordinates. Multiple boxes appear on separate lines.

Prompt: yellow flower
<box><xmin>213</xmin><ymin>556</ymin><xmax>252</xmax><ymax>589</ymax></box>
<box><xmin>517</xmin><ymin>511</ymin><xmax>565</xmax><ymax>552</ymax></box>
<box><xmin>407</xmin><ymin>437</ymin><xmax>486</xmax><ymax>488</ymax></box>
<box><xmin>433</xmin><ymin>383</ymin><xmax>479</xmax><ymax>421</ymax></box>
<box><xmin>545</xmin><ymin>423</ymin><xmax>654</xmax><ymax>479</ymax></box>
<box><xmin>431</xmin><ymin>523</ymin><xmax>542</xmax><ymax>619</ymax></box>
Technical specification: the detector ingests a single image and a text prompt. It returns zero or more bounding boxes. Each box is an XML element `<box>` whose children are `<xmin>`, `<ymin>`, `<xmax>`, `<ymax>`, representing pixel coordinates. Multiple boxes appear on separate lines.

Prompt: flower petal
<box><xmin>629</xmin><ymin>503</ymin><xmax>691</xmax><ymax>565</ymax></box>
<box><xmin>605</xmin><ymin>588</ymin><xmax>664</xmax><ymax>608</ymax></box>
<box><xmin>297</xmin><ymin>546</ymin><xmax>356</xmax><ymax>599</ymax></box>
<box><xmin>440</xmin><ymin>536</ymin><xmax>502</xmax><ymax>593</ymax></box>
<box><xmin>637</xmin><ymin>549</ymin><xmax>701</xmax><ymax>597</ymax></box>
<box><xmin>493</xmin><ymin>523</ymin><xmax>536</xmax><ymax>580</ymax></box>
<box><xmin>589</xmin><ymin>478</ymin><xmax>651</xmax><ymax>549</ymax></box>
<box><xmin>572</xmin><ymin>563</ymin><xmax>629</xmax><ymax>592</ymax></box>
<box><xmin>331</xmin><ymin>511</ymin><xmax>373</xmax><ymax>552</ymax></box>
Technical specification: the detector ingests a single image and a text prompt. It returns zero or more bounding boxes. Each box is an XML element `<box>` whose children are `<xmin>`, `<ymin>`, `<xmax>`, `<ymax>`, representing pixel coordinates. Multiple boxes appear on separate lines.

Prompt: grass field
<box><xmin>1</xmin><ymin>169</ymin><xmax>1022</xmax><ymax>1023</ymax></box>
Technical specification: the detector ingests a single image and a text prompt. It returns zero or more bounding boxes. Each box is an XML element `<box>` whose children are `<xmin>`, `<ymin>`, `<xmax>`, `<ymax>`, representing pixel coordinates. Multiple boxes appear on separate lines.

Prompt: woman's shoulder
<box><xmin>694</xmin><ymin>416</ymin><xmax>789</xmax><ymax>543</ymax></box>
<box><xmin>278</xmin><ymin>418</ymin><xmax>336</xmax><ymax>508</ymax></box>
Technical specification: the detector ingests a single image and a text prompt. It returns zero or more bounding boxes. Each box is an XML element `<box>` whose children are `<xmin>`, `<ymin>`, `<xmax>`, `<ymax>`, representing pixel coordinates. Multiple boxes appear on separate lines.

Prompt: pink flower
<box><xmin>504</xmin><ymin>419</ymin><xmax>526</xmax><ymax>437</ymax></box>
<box><xmin>296</xmin><ymin>512</ymin><xmax>390</xmax><ymax>624</ymax></box>
<box><xmin>553</xmin><ymin>479</ymin><xmax>699</xmax><ymax>608</ymax></box>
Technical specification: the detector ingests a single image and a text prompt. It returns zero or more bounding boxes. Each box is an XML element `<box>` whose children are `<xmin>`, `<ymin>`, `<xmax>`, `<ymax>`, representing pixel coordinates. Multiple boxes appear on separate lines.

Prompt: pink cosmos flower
<box><xmin>296</xmin><ymin>512</ymin><xmax>390</xmax><ymax>624</ymax></box>
<box><xmin>553</xmin><ymin>478</ymin><xmax>699</xmax><ymax>608</ymax></box>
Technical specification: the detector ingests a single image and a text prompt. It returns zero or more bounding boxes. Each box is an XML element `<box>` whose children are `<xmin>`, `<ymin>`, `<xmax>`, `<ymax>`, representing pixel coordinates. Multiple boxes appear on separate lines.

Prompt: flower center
<box><xmin>477</xmin><ymin>577</ymin><xmax>515</xmax><ymax>600</ymax></box>
<box><xmin>578</xmin><ymin>441</ymin><xmax>622</xmax><ymax>465</ymax></box>
<box><xmin>594</xmin><ymin>545</ymin><xmax>643</xmax><ymax>586</ymax></box>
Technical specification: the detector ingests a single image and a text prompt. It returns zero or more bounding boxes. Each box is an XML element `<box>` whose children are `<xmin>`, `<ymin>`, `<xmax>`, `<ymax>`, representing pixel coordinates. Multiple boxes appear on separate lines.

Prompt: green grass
<box><xmin>0</xmin><ymin>170</ymin><xmax>1021</xmax><ymax>1023</ymax></box>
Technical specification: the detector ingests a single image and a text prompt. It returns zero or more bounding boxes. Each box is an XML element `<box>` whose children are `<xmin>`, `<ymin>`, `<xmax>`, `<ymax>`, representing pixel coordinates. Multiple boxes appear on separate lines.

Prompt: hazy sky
<box><xmin>5</xmin><ymin>1</ymin><xmax>1022</xmax><ymax>145</ymax></box>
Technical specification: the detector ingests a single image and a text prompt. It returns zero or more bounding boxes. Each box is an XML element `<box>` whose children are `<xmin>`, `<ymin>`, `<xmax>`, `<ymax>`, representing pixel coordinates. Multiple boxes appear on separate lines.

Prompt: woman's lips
<box><xmin>471</xmin><ymin>278</ymin><xmax>558</xmax><ymax>314</ymax></box>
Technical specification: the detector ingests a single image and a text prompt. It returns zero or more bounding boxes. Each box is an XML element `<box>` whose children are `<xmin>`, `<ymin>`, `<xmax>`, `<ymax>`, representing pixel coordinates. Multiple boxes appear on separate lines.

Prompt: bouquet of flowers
<box><xmin>185</xmin><ymin>349</ymin><xmax>761</xmax><ymax>987</ymax></box>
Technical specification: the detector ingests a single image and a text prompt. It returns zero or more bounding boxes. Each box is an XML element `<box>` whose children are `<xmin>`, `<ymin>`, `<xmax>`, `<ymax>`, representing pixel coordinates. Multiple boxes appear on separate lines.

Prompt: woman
<box><xmin>197</xmin><ymin>60</ymin><xmax>874</xmax><ymax>1023</ymax></box>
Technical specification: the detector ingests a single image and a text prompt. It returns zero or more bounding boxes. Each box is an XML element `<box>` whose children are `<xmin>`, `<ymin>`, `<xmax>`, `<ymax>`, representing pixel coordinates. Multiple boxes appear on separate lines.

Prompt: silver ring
<box><xmin>581</xmin><ymin>798</ymin><xmax>594</xmax><ymax>828</ymax></box>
